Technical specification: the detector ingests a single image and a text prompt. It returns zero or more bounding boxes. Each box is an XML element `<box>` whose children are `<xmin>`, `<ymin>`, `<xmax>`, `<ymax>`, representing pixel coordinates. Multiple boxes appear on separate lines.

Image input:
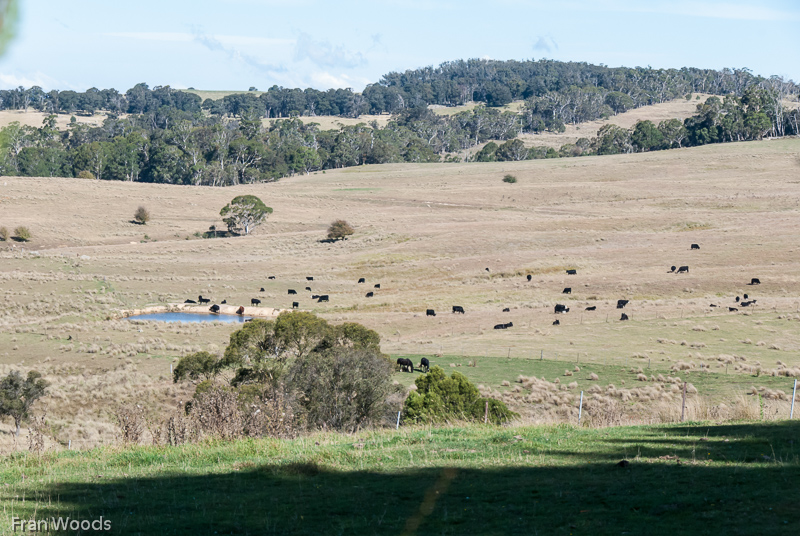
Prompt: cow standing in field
<box><xmin>750</xmin><ymin>278</ymin><xmax>761</xmax><ymax>285</ymax></box>
<box><xmin>502</xmin><ymin>307</ymin><xmax>510</xmax><ymax>312</ymax></box>
<box><xmin>198</xmin><ymin>295</ymin><xmax>210</xmax><ymax>304</ymax></box>
<box><xmin>527</xmin><ymin>274</ymin><xmax>532</xmax><ymax>281</ymax></box>
<box><xmin>396</xmin><ymin>358</ymin><xmax>413</xmax><ymax>372</ymax></box>
<box><xmin>426</xmin><ymin>309</ymin><xmax>436</xmax><ymax>316</ymax></box>
<box><xmin>691</xmin><ymin>244</ymin><xmax>700</xmax><ymax>250</ymax></box>
<box><xmin>620</xmin><ymin>313</ymin><xmax>629</xmax><ymax>321</ymax></box>
<box><xmin>292</xmin><ymin>302</ymin><xmax>299</xmax><ymax>309</ymax></box>
<box><xmin>250</xmin><ymin>298</ymin><xmax>261</xmax><ymax>306</ymax></box>
<box><xmin>566</xmin><ymin>269</ymin><xmax>577</xmax><ymax>275</ymax></box>
<box><xmin>358</xmin><ymin>278</ymin><xmax>366</xmax><ymax>283</ymax></box>
<box><xmin>553</xmin><ymin>319</ymin><xmax>560</xmax><ymax>325</ymax></box>
<box><xmin>419</xmin><ymin>357</ymin><xmax>430</xmax><ymax>372</ymax></box>
<box><xmin>366</xmin><ymin>292</ymin><xmax>374</xmax><ymax>297</ymax></box>
<box><xmin>236</xmin><ymin>306</ymin><xmax>245</xmax><ymax>315</ymax></box>
<box><xmin>677</xmin><ymin>266</ymin><xmax>689</xmax><ymax>273</ymax></box>
<box><xmin>306</xmin><ymin>277</ymin><xmax>314</xmax><ymax>281</ymax></box>
<box><xmin>452</xmin><ymin>306</ymin><xmax>465</xmax><ymax>314</ymax></box>
<box><xmin>554</xmin><ymin>304</ymin><xmax>569</xmax><ymax>313</ymax></box>
<box><xmin>288</xmin><ymin>289</ymin><xmax>297</xmax><ymax>295</ymax></box>
<box><xmin>617</xmin><ymin>300</ymin><xmax>629</xmax><ymax>309</ymax></box>
<box><xmin>318</xmin><ymin>295</ymin><xmax>329</xmax><ymax>302</ymax></box>
<box><xmin>209</xmin><ymin>304</ymin><xmax>220</xmax><ymax>313</ymax></box>
<box><xmin>562</xmin><ymin>287</ymin><xmax>572</xmax><ymax>294</ymax></box>
<box><xmin>268</xmin><ymin>276</ymin><xmax>276</xmax><ymax>280</ymax></box>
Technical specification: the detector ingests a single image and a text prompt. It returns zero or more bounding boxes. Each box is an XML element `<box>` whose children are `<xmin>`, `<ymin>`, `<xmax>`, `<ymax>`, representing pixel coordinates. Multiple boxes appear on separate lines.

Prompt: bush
<box><xmin>327</xmin><ymin>219</ymin><xmax>354</xmax><ymax>241</ymax></box>
<box><xmin>402</xmin><ymin>366</ymin><xmax>515</xmax><ymax>424</ymax></box>
<box><xmin>13</xmin><ymin>226</ymin><xmax>31</xmax><ymax>242</ymax></box>
<box><xmin>502</xmin><ymin>174</ymin><xmax>517</xmax><ymax>183</ymax></box>
<box><xmin>0</xmin><ymin>227</ymin><xmax>8</xmax><ymax>241</ymax></box>
<box><xmin>134</xmin><ymin>206</ymin><xmax>151</xmax><ymax>225</ymax></box>
<box><xmin>77</xmin><ymin>170</ymin><xmax>95</xmax><ymax>180</ymax></box>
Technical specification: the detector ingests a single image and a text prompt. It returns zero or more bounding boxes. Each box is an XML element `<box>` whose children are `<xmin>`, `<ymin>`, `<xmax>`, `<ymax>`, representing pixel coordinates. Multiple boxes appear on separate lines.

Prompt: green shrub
<box><xmin>0</xmin><ymin>227</ymin><xmax>8</xmax><ymax>241</ymax></box>
<box><xmin>134</xmin><ymin>206</ymin><xmax>150</xmax><ymax>224</ymax></box>
<box><xmin>402</xmin><ymin>366</ymin><xmax>515</xmax><ymax>424</ymax></box>
<box><xmin>13</xmin><ymin>226</ymin><xmax>31</xmax><ymax>242</ymax></box>
<box><xmin>502</xmin><ymin>174</ymin><xmax>517</xmax><ymax>183</ymax></box>
<box><xmin>77</xmin><ymin>170</ymin><xmax>95</xmax><ymax>180</ymax></box>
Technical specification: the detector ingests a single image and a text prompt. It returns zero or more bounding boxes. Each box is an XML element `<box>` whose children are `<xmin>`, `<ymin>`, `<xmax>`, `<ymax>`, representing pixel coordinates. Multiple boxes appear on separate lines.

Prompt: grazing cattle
<box><xmin>617</xmin><ymin>300</ymin><xmax>629</xmax><ymax>309</ymax></box>
<box><xmin>426</xmin><ymin>309</ymin><xmax>436</xmax><ymax>316</ymax></box>
<box><xmin>677</xmin><ymin>266</ymin><xmax>689</xmax><ymax>273</ymax></box>
<box><xmin>184</xmin><ymin>299</ymin><xmax>196</xmax><ymax>304</ymax></box>
<box><xmin>527</xmin><ymin>274</ymin><xmax>532</xmax><ymax>281</ymax></box>
<box><xmin>741</xmin><ymin>300</ymin><xmax>757</xmax><ymax>307</ymax></box>
<box><xmin>306</xmin><ymin>276</ymin><xmax>314</xmax><ymax>281</ymax></box>
<box><xmin>260</xmin><ymin>288</ymin><xmax>265</xmax><ymax>292</ymax></box>
<box><xmin>710</xmin><ymin>304</ymin><xmax>718</xmax><ymax>307</ymax></box>
<box><xmin>452</xmin><ymin>306</ymin><xmax>465</xmax><ymax>314</ymax></box>
<box><xmin>505</xmin><ymin>322</ymin><xmax>513</xmax><ymax>328</ymax></box>
<box><xmin>366</xmin><ymin>292</ymin><xmax>374</xmax><ymax>297</ymax></box>
<box><xmin>358</xmin><ymin>278</ymin><xmax>366</xmax><ymax>283</ymax></box>
<box><xmin>620</xmin><ymin>313</ymin><xmax>629</xmax><ymax>321</ymax></box>
<box><xmin>743</xmin><ymin>294</ymin><xmax>749</xmax><ymax>299</ymax></box>
<box><xmin>502</xmin><ymin>307</ymin><xmax>510</xmax><ymax>312</ymax></box>
<box><xmin>750</xmin><ymin>278</ymin><xmax>761</xmax><ymax>285</ymax></box>
<box><xmin>396</xmin><ymin>358</ymin><xmax>413</xmax><ymax>373</ymax></box>
<box><xmin>735</xmin><ymin>296</ymin><xmax>740</xmax><ymax>302</ymax></box>
<box><xmin>236</xmin><ymin>306</ymin><xmax>245</xmax><ymax>315</ymax></box>
<box><xmin>669</xmin><ymin>266</ymin><xmax>676</xmax><ymax>273</ymax></box>
<box><xmin>554</xmin><ymin>304</ymin><xmax>569</xmax><ymax>313</ymax></box>
<box><xmin>209</xmin><ymin>304</ymin><xmax>220</xmax><ymax>313</ymax></box>
<box><xmin>305</xmin><ymin>287</ymin><xmax>312</xmax><ymax>291</ymax></box>
<box><xmin>251</xmin><ymin>298</ymin><xmax>261</xmax><ymax>306</ymax></box>
<box><xmin>485</xmin><ymin>268</ymin><xmax>490</xmax><ymax>272</ymax></box>
<box><xmin>553</xmin><ymin>319</ymin><xmax>560</xmax><ymax>325</ymax></box>
<box><xmin>292</xmin><ymin>301</ymin><xmax>299</xmax><ymax>309</ymax></box>
<box><xmin>198</xmin><ymin>295</ymin><xmax>210</xmax><ymax>304</ymax></box>
<box><xmin>288</xmin><ymin>289</ymin><xmax>297</xmax><ymax>295</ymax></box>
<box><xmin>585</xmin><ymin>306</ymin><xmax>596</xmax><ymax>311</ymax></box>
<box><xmin>691</xmin><ymin>244</ymin><xmax>700</xmax><ymax>250</ymax></box>
<box><xmin>374</xmin><ymin>284</ymin><xmax>381</xmax><ymax>289</ymax></box>
<box><xmin>221</xmin><ymin>300</ymin><xmax>227</xmax><ymax>304</ymax></box>
<box><xmin>566</xmin><ymin>269</ymin><xmax>577</xmax><ymax>275</ymax></box>
<box><xmin>268</xmin><ymin>276</ymin><xmax>276</xmax><ymax>280</ymax></box>
<box><xmin>562</xmin><ymin>287</ymin><xmax>572</xmax><ymax>294</ymax></box>
<box><xmin>494</xmin><ymin>323</ymin><xmax>507</xmax><ymax>330</ymax></box>
<box><xmin>311</xmin><ymin>295</ymin><xmax>320</xmax><ymax>300</ymax></box>
<box><xmin>318</xmin><ymin>295</ymin><xmax>329</xmax><ymax>302</ymax></box>
<box><xmin>729</xmin><ymin>307</ymin><xmax>738</xmax><ymax>312</ymax></box>
<box><xmin>419</xmin><ymin>357</ymin><xmax>430</xmax><ymax>372</ymax></box>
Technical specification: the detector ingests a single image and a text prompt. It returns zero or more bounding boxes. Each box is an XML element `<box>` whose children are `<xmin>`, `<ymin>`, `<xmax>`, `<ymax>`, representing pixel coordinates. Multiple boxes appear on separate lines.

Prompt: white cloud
<box><xmin>0</xmin><ymin>71</ymin><xmax>65</xmax><ymax>90</ymax></box>
<box><xmin>533</xmin><ymin>36</ymin><xmax>558</xmax><ymax>53</ymax></box>
<box><xmin>307</xmin><ymin>71</ymin><xmax>372</xmax><ymax>90</ymax></box>
<box><xmin>294</xmin><ymin>32</ymin><xmax>366</xmax><ymax>69</ymax></box>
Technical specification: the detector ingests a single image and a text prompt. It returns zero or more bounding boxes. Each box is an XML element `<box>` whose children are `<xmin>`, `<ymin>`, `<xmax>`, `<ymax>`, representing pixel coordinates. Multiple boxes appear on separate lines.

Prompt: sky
<box><xmin>0</xmin><ymin>0</ymin><xmax>798</xmax><ymax>92</ymax></box>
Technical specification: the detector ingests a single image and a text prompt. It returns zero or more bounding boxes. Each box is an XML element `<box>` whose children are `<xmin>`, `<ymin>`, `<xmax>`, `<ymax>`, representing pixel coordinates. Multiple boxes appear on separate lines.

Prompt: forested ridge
<box><xmin>0</xmin><ymin>59</ymin><xmax>798</xmax><ymax>185</ymax></box>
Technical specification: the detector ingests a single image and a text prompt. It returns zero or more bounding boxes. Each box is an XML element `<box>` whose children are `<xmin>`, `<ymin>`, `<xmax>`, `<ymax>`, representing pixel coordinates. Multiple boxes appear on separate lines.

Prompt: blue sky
<box><xmin>1</xmin><ymin>0</ymin><xmax>798</xmax><ymax>92</ymax></box>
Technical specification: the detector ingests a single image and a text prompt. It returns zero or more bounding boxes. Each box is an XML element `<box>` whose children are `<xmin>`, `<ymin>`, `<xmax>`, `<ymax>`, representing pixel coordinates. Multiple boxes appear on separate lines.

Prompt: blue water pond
<box><xmin>127</xmin><ymin>312</ymin><xmax>252</xmax><ymax>323</ymax></box>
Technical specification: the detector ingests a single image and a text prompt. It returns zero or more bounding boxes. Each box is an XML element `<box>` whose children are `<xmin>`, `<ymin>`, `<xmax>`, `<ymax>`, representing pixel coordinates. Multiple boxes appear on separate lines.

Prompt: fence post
<box><xmin>68</xmin><ymin>439</ymin><xmax>72</xmax><ymax>450</ymax></box>
<box><xmin>791</xmin><ymin>379</ymin><xmax>797</xmax><ymax>420</ymax></box>
<box><xmin>507</xmin><ymin>347</ymin><xmax>510</xmax><ymax>358</ymax></box>
<box><xmin>540</xmin><ymin>349</ymin><xmax>543</xmax><ymax>361</ymax></box>
<box><xmin>578</xmin><ymin>391</ymin><xmax>584</xmax><ymax>425</ymax></box>
<box><xmin>484</xmin><ymin>400</ymin><xmax>489</xmax><ymax>424</ymax></box>
<box><xmin>396</xmin><ymin>411</ymin><xmax>401</xmax><ymax>430</ymax></box>
<box><xmin>681</xmin><ymin>382</ymin><xmax>687</xmax><ymax>422</ymax></box>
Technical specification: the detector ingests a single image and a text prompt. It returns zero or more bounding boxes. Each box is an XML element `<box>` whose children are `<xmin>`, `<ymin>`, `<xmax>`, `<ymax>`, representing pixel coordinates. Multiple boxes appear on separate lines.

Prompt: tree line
<box><xmin>1</xmin><ymin>84</ymin><xmax>797</xmax><ymax>184</ymax></box>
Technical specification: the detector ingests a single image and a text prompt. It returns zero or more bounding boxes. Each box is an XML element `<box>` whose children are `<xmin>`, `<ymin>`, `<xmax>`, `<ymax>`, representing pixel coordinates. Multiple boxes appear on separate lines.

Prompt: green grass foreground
<box><xmin>2</xmin><ymin>421</ymin><xmax>799</xmax><ymax>535</ymax></box>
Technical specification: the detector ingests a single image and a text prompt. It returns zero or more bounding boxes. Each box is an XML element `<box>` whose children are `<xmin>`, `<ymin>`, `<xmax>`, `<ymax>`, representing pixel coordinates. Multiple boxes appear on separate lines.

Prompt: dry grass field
<box><xmin>1</xmin><ymin>137</ymin><xmax>800</xmax><ymax>449</ymax></box>
<box><xmin>0</xmin><ymin>110</ymin><xmax>110</xmax><ymax>129</ymax></box>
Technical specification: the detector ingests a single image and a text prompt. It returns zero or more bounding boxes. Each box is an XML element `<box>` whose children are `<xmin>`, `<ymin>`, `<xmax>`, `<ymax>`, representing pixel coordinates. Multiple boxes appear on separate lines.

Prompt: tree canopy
<box><xmin>0</xmin><ymin>370</ymin><xmax>49</xmax><ymax>436</ymax></box>
<box><xmin>220</xmin><ymin>195</ymin><xmax>272</xmax><ymax>235</ymax></box>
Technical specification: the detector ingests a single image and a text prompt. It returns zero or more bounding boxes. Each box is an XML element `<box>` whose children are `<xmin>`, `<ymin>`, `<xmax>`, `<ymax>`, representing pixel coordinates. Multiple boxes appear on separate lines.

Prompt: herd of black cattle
<box><xmin>180</xmin><ymin>242</ymin><xmax>762</xmax><ymax>373</ymax></box>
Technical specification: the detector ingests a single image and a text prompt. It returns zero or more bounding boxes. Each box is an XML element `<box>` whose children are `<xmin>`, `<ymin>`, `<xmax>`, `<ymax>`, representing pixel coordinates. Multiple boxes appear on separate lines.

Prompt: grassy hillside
<box><xmin>2</xmin><ymin>421</ymin><xmax>798</xmax><ymax>535</ymax></box>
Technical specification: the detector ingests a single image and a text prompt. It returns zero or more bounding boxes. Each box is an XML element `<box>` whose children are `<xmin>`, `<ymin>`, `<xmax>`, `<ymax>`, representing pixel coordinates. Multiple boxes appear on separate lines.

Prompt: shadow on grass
<box><xmin>16</xmin><ymin>422</ymin><xmax>800</xmax><ymax>535</ymax></box>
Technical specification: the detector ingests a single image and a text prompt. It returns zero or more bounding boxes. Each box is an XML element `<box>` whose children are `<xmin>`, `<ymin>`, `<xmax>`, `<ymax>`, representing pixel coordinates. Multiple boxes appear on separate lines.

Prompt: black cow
<box><xmin>221</xmin><ymin>300</ymin><xmax>227</xmax><ymax>304</ymax></box>
<box><xmin>585</xmin><ymin>306</ymin><xmax>596</xmax><ymax>311</ymax></box>
<box><xmin>617</xmin><ymin>300</ymin><xmax>629</xmax><ymax>309</ymax></box>
<box><xmin>494</xmin><ymin>323</ymin><xmax>507</xmax><ymax>330</ymax></box>
<box><xmin>419</xmin><ymin>357</ymin><xmax>430</xmax><ymax>372</ymax></box>
<box><xmin>741</xmin><ymin>300</ymin><xmax>757</xmax><ymax>307</ymax></box>
<box><xmin>374</xmin><ymin>284</ymin><xmax>381</xmax><ymax>289</ymax></box>
<box><xmin>710</xmin><ymin>304</ymin><xmax>718</xmax><ymax>307</ymax></box>
<box><xmin>426</xmin><ymin>309</ymin><xmax>436</xmax><ymax>316</ymax></box>
<box><xmin>251</xmin><ymin>298</ymin><xmax>261</xmax><ymax>306</ymax></box>
<box><xmin>562</xmin><ymin>287</ymin><xmax>572</xmax><ymax>294</ymax></box>
<box><xmin>669</xmin><ymin>266</ymin><xmax>676</xmax><ymax>273</ymax></box>
<box><xmin>236</xmin><ymin>306</ymin><xmax>245</xmax><ymax>315</ymax></box>
<box><xmin>485</xmin><ymin>268</ymin><xmax>490</xmax><ymax>272</ymax></box>
<box><xmin>268</xmin><ymin>276</ymin><xmax>276</xmax><ymax>280</ymax></box>
<box><xmin>729</xmin><ymin>307</ymin><xmax>738</xmax><ymax>312</ymax></box>
<box><xmin>260</xmin><ymin>288</ymin><xmax>265</xmax><ymax>292</ymax></box>
<box><xmin>209</xmin><ymin>304</ymin><xmax>220</xmax><ymax>313</ymax></box>
<box><xmin>620</xmin><ymin>313</ymin><xmax>629</xmax><ymax>321</ymax></box>
<box><xmin>358</xmin><ymin>278</ymin><xmax>366</xmax><ymax>283</ymax></box>
<box><xmin>292</xmin><ymin>302</ymin><xmax>299</xmax><ymax>309</ymax></box>
<box><xmin>502</xmin><ymin>307</ymin><xmax>510</xmax><ymax>312</ymax></box>
<box><xmin>750</xmin><ymin>278</ymin><xmax>761</xmax><ymax>285</ymax></box>
<box><xmin>311</xmin><ymin>295</ymin><xmax>320</xmax><ymax>299</ymax></box>
<box><xmin>184</xmin><ymin>299</ymin><xmax>196</xmax><ymax>304</ymax></box>
<box><xmin>288</xmin><ymin>289</ymin><xmax>297</xmax><ymax>295</ymax></box>
<box><xmin>553</xmin><ymin>319</ymin><xmax>560</xmax><ymax>325</ymax></box>
<box><xmin>566</xmin><ymin>269</ymin><xmax>577</xmax><ymax>275</ymax></box>
<box><xmin>318</xmin><ymin>295</ymin><xmax>329</xmax><ymax>302</ymax></box>
<box><xmin>735</xmin><ymin>296</ymin><xmax>740</xmax><ymax>302</ymax></box>
<box><xmin>396</xmin><ymin>358</ymin><xmax>413</xmax><ymax>373</ymax></box>
<box><xmin>743</xmin><ymin>294</ymin><xmax>749</xmax><ymax>299</ymax></box>
<box><xmin>526</xmin><ymin>274</ymin><xmax>532</xmax><ymax>281</ymax></box>
<box><xmin>452</xmin><ymin>306</ymin><xmax>465</xmax><ymax>314</ymax></box>
<box><xmin>198</xmin><ymin>295</ymin><xmax>210</xmax><ymax>304</ymax></box>
<box><xmin>554</xmin><ymin>304</ymin><xmax>569</xmax><ymax>313</ymax></box>
<box><xmin>691</xmin><ymin>243</ymin><xmax>700</xmax><ymax>250</ymax></box>
<box><xmin>306</xmin><ymin>277</ymin><xmax>314</xmax><ymax>281</ymax></box>
<box><xmin>677</xmin><ymin>266</ymin><xmax>689</xmax><ymax>273</ymax></box>
<box><xmin>305</xmin><ymin>287</ymin><xmax>312</xmax><ymax>291</ymax></box>
<box><xmin>505</xmin><ymin>322</ymin><xmax>513</xmax><ymax>328</ymax></box>
<box><xmin>366</xmin><ymin>292</ymin><xmax>374</xmax><ymax>297</ymax></box>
